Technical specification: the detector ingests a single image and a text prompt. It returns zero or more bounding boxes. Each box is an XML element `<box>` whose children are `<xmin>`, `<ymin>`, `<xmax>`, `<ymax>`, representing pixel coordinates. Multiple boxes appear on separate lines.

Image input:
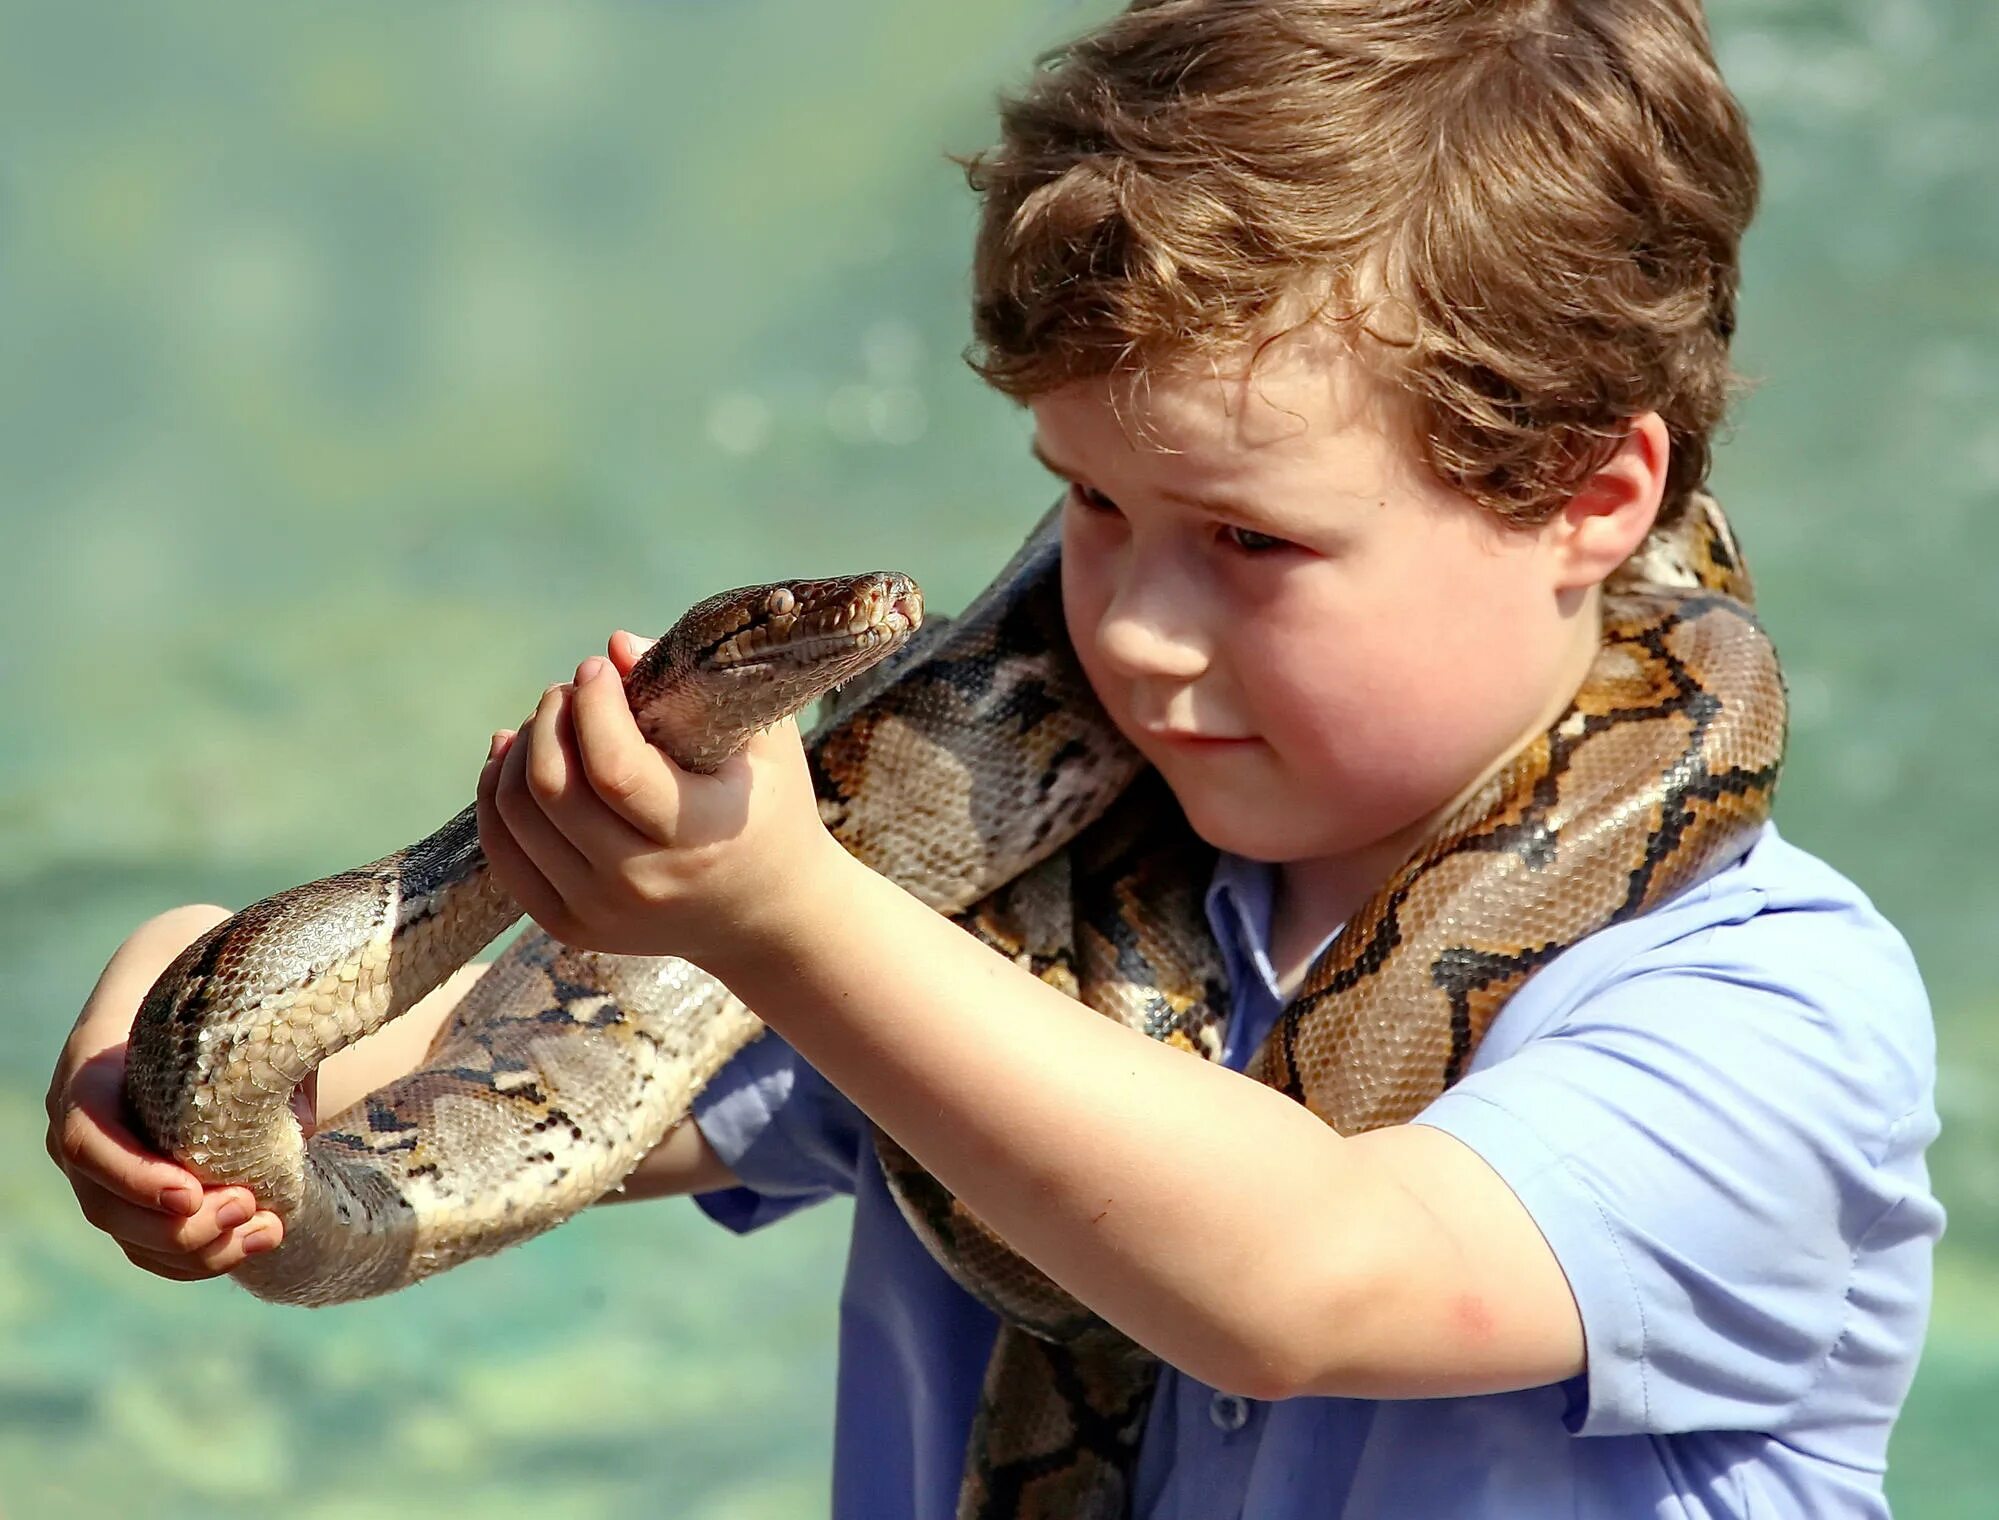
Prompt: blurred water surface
<box><xmin>2</xmin><ymin>2</ymin><xmax>1993</xmax><ymax>1515</ymax></box>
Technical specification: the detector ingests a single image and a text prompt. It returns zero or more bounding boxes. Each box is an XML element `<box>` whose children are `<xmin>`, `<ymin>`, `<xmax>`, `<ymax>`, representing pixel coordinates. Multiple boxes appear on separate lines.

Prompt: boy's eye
<box><xmin>1223</xmin><ymin>525</ymin><xmax>1287</xmax><ymax>553</ymax></box>
<box><xmin>1068</xmin><ymin>483</ymin><xmax>1118</xmax><ymax>514</ymax></box>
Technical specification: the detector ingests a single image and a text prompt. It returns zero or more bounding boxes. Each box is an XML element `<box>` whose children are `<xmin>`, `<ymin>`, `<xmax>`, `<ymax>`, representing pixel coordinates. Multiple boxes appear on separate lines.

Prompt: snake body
<box><xmin>125</xmin><ymin>572</ymin><xmax>925</xmax><ymax>1303</ymax></box>
<box><xmin>125</xmin><ymin>495</ymin><xmax>1784</xmax><ymax>1518</ymax></box>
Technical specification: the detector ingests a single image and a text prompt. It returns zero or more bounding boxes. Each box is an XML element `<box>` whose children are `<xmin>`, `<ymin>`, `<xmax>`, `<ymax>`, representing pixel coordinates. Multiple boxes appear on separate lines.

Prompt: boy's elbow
<box><xmin>1193</xmin><ymin>1240</ymin><xmax>1378</xmax><ymax>1403</ymax></box>
<box><xmin>1205</xmin><ymin>1349</ymin><xmax>1316</xmax><ymax>1404</ymax></box>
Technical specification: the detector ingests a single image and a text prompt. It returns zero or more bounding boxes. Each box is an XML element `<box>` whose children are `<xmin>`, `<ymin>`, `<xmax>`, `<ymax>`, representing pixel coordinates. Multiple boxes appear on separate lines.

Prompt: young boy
<box><xmin>51</xmin><ymin>2</ymin><xmax>1940</xmax><ymax>1516</ymax></box>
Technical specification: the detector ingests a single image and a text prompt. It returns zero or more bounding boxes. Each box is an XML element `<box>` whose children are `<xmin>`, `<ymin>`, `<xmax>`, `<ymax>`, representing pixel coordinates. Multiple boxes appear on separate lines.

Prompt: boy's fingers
<box><xmin>493</xmin><ymin>693</ymin><xmax>594</xmax><ymax>891</ymax></box>
<box><xmin>522</xmin><ymin>682</ymin><xmax>580</xmax><ymax>806</ymax></box>
<box><xmin>73</xmin><ymin>1175</ymin><xmax>256</xmax><ymax>1255</ymax></box>
<box><xmin>117</xmin><ymin>1209</ymin><xmax>278</xmax><ymax>1279</ymax></box>
<box><xmin>506</xmin><ymin>664</ymin><xmax>655</xmax><ymax>861</ymax></box>
<box><xmin>478</xmin><ymin>737</ymin><xmax>581</xmax><ymax>938</ymax></box>
<box><xmin>570</xmin><ymin>657</ymin><xmax>682</xmax><ymax>841</ymax></box>
<box><xmin>51</xmin><ymin>1055</ymin><xmax>203</xmax><ymax>1214</ymax></box>
<box><xmin>120</xmin><ymin>1242</ymin><xmax>226</xmax><ymax>1283</ymax></box>
<box><xmin>745</xmin><ymin>714</ymin><xmax>804</xmax><ymax>759</ymax></box>
<box><xmin>733</xmin><ymin>716</ymin><xmax>809</xmax><ymax>787</ymax></box>
<box><xmin>203</xmin><ymin>1212</ymin><xmax>285</xmax><ymax>1274</ymax></box>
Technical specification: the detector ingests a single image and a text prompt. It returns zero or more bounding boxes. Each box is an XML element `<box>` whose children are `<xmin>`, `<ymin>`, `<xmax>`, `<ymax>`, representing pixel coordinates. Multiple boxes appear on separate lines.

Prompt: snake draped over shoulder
<box><xmin>125</xmin><ymin>492</ymin><xmax>1784</xmax><ymax>1520</ymax></box>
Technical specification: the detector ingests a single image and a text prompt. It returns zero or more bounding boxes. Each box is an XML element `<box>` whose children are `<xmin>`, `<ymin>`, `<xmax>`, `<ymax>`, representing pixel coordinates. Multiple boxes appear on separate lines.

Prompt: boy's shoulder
<box><xmin>1420</xmin><ymin>828</ymin><xmax>1942</xmax><ymax>1461</ymax></box>
<box><xmin>1552</xmin><ymin>818</ymin><xmax>1919</xmax><ymax>991</ymax></box>
<box><xmin>1480</xmin><ymin>821</ymin><xmax>1934</xmax><ymax>1116</ymax></box>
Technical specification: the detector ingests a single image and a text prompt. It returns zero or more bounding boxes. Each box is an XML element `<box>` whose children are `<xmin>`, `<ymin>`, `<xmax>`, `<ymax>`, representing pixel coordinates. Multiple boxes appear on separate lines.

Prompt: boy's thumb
<box><xmin>608</xmin><ymin>629</ymin><xmax>655</xmax><ymax>674</ymax></box>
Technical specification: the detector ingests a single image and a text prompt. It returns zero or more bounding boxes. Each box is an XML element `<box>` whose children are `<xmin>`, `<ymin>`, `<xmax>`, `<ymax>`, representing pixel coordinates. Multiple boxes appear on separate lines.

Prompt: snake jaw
<box><xmin>661</xmin><ymin>572</ymin><xmax>918</xmax><ymax>674</ymax></box>
<box><xmin>708</xmin><ymin>576</ymin><xmax>921</xmax><ymax>670</ymax></box>
<box><xmin>889</xmin><ymin>583</ymin><xmax>924</xmax><ymax>638</ymax></box>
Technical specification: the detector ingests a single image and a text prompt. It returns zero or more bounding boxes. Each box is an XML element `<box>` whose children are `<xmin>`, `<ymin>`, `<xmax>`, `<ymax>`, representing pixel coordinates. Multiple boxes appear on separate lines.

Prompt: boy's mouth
<box><xmin>1145</xmin><ymin>727</ymin><xmax>1259</xmax><ymax>747</ymax></box>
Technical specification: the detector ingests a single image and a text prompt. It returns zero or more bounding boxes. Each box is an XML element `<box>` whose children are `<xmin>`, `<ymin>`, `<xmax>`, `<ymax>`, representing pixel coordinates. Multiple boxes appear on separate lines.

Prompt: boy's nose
<box><xmin>1093</xmin><ymin>574</ymin><xmax>1213</xmax><ymax>682</ymax></box>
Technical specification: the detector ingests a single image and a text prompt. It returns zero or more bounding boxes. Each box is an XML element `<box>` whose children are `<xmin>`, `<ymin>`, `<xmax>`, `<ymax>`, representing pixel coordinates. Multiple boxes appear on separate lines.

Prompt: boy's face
<box><xmin>1033</xmin><ymin>332</ymin><xmax>1604</xmax><ymax>891</ymax></box>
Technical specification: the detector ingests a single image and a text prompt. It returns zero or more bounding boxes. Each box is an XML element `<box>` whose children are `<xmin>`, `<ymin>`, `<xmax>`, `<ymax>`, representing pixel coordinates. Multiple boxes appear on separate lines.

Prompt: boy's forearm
<box><xmin>712</xmin><ymin>854</ymin><xmax>1366</xmax><ymax>1399</ymax></box>
<box><xmin>599</xmin><ymin>1116</ymin><xmax>741</xmax><ymax>1202</ymax></box>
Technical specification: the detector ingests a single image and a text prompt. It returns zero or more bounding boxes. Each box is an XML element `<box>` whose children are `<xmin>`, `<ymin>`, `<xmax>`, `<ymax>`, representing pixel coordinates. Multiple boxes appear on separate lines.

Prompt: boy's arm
<box><xmin>600</xmin><ymin>1113</ymin><xmax>742</xmax><ymax>1202</ymax></box>
<box><xmin>726</xmin><ymin>846</ymin><xmax>1935</xmax><ymax>1425</ymax></box>
<box><xmin>477</xmin><ymin>644</ymin><xmax>1585</xmax><ymax>1404</ymax></box>
<box><xmin>716</xmin><ymin>859</ymin><xmax>1584</xmax><ymax>1403</ymax></box>
<box><xmin>48</xmin><ymin>904</ymin><xmax>268</xmax><ymax>1277</ymax></box>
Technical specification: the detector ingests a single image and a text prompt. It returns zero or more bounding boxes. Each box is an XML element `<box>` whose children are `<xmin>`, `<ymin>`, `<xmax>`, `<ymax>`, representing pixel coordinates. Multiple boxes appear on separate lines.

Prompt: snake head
<box><xmin>626</xmin><ymin>571</ymin><xmax>923</xmax><ymax>772</ymax></box>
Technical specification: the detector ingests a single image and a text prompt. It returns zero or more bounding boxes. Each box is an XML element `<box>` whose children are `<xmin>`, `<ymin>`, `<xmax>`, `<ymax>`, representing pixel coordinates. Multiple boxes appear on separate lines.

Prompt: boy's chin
<box><xmin>1169</xmin><ymin>797</ymin><xmax>1315</xmax><ymax>863</ymax></box>
<box><xmin>1170</xmin><ymin>791</ymin><xmax>1409</xmax><ymax>871</ymax></box>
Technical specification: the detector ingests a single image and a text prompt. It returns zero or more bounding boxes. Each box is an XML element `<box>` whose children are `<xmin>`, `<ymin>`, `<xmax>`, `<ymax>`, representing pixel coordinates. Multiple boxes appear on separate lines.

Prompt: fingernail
<box><xmin>488</xmin><ymin>732</ymin><xmax>505</xmax><ymax>760</ymax></box>
<box><xmin>578</xmin><ymin>657</ymin><xmax>608</xmax><ymax>683</ymax></box>
<box><xmin>243</xmin><ymin>1224</ymin><xmax>280</xmax><ymax>1255</ymax></box>
<box><xmin>162</xmin><ymin>1186</ymin><xmax>199</xmax><ymax>1216</ymax></box>
<box><xmin>215</xmin><ymin>1199</ymin><xmax>252</xmax><ymax>1230</ymax></box>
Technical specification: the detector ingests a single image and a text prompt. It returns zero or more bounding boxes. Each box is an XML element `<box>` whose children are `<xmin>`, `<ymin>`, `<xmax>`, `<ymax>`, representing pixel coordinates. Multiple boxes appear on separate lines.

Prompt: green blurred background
<box><xmin>2</xmin><ymin>1</ymin><xmax>1992</xmax><ymax>1515</ymax></box>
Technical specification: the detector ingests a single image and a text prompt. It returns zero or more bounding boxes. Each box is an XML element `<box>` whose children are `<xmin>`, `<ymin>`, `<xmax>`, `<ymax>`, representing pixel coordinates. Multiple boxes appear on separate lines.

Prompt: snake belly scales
<box><xmin>125</xmin><ymin>493</ymin><xmax>1785</xmax><ymax>1520</ymax></box>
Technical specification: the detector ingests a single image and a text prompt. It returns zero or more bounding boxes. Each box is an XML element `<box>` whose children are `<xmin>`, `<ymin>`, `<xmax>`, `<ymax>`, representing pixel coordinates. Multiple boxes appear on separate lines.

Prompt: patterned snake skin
<box><xmin>124</xmin><ymin>572</ymin><xmax>927</xmax><ymax>1303</ymax></box>
<box><xmin>124</xmin><ymin>494</ymin><xmax>1784</xmax><ymax>1520</ymax></box>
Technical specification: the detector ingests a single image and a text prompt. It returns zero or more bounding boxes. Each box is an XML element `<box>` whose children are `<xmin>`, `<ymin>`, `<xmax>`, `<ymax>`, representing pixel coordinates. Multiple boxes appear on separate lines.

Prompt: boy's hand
<box><xmin>476</xmin><ymin>630</ymin><xmax>851</xmax><ymax>971</ymax></box>
<box><xmin>48</xmin><ymin>906</ymin><xmax>296</xmax><ymax>1280</ymax></box>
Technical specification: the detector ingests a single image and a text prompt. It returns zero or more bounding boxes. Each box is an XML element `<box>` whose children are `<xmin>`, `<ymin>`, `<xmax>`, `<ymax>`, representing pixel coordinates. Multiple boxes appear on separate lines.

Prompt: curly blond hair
<box><xmin>963</xmin><ymin>0</ymin><xmax>1760</xmax><ymax>526</ymax></box>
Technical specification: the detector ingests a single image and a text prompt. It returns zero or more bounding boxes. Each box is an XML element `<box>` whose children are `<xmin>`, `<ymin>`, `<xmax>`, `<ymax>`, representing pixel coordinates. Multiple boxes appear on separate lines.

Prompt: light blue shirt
<box><xmin>690</xmin><ymin>822</ymin><xmax>1942</xmax><ymax>1518</ymax></box>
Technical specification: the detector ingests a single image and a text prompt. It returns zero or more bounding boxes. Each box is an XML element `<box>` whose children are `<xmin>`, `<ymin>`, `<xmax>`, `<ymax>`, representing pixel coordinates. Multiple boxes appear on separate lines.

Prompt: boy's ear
<box><xmin>1549</xmin><ymin>412</ymin><xmax>1669</xmax><ymax>591</ymax></box>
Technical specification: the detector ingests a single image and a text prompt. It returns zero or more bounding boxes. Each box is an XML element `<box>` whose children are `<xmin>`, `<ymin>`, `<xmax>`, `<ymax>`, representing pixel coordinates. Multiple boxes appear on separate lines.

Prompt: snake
<box><xmin>123</xmin><ymin>492</ymin><xmax>1785</xmax><ymax>1520</ymax></box>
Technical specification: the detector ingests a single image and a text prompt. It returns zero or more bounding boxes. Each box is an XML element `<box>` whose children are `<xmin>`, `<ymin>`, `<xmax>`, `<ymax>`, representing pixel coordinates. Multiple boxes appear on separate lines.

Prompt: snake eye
<box><xmin>767</xmin><ymin>587</ymin><xmax>796</xmax><ymax>617</ymax></box>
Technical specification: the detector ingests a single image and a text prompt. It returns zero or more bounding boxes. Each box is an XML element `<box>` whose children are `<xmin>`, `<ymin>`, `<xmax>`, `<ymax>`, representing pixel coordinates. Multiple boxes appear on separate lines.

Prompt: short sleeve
<box><xmin>689</xmin><ymin>1024</ymin><xmax>868</xmax><ymax>1234</ymax></box>
<box><xmin>1415</xmin><ymin>898</ymin><xmax>1941</xmax><ymax>1439</ymax></box>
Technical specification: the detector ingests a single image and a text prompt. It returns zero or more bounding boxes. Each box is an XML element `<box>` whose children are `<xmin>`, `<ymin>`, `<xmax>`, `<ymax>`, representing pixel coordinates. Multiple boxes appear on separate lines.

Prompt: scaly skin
<box><xmin>124</xmin><ymin>571</ymin><xmax>922</xmax><ymax>1304</ymax></box>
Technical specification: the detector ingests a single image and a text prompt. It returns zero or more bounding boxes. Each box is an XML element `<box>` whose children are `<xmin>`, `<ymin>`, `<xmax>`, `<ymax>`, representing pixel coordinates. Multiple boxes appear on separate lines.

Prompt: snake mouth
<box><xmin>713</xmin><ymin>631</ymin><xmax>898</xmax><ymax>675</ymax></box>
<box><xmin>289</xmin><ymin>1080</ymin><xmax>318</xmax><ymax>1140</ymax></box>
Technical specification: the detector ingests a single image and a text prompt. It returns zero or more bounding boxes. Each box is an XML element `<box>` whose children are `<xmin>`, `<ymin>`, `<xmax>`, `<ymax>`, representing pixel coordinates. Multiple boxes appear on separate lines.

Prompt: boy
<box><xmin>51</xmin><ymin>2</ymin><xmax>1940</xmax><ymax>1516</ymax></box>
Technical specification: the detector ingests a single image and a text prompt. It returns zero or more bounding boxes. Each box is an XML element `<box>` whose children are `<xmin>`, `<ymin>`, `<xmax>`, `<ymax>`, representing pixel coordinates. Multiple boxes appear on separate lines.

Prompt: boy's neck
<box><xmin>1267</xmin><ymin>849</ymin><xmax>1403</xmax><ymax>1002</ymax></box>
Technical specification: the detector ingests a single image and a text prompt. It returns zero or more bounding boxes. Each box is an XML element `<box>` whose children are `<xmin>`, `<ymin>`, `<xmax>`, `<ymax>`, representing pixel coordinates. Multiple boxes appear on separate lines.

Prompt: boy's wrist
<box><xmin>702</xmin><ymin>836</ymin><xmax>876</xmax><ymax>996</ymax></box>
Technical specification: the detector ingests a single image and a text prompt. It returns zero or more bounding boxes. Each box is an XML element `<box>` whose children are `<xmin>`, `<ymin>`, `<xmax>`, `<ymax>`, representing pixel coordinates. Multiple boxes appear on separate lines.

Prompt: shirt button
<box><xmin>1209</xmin><ymin>1392</ymin><xmax>1252</xmax><ymax>1432</ymax></box>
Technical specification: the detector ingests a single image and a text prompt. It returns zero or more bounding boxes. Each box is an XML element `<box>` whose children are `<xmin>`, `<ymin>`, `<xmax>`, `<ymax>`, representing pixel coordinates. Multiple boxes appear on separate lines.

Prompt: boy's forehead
<box><xmin>1031</xmin><ymin>331</ymin><xmax>1418</xmax><ymax>481</ymax></box>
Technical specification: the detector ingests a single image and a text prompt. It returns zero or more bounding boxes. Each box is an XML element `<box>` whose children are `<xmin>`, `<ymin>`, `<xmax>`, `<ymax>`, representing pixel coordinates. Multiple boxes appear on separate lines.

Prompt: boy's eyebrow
<box><xmin>1033</xmin><ymin>436</ymin><xmax>1227</xmax><ymax>507</ymax></box>
<box><xmin>1030</xmin><ymin>437</ymin><xmax>1295</xmax><ymax>527</ymax></box>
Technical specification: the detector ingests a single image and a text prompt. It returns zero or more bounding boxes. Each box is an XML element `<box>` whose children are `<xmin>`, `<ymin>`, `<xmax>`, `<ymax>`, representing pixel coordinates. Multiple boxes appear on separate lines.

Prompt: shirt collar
<box><xmin>1204</xmin><ymin>851</ymin><xmax>1287</xmax><ymax>1007</ymax></box>
<box><xmin>1203</xmin><ymin>851</ymin><xmax>1345</xmax><ymax>1011</ymax></box>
